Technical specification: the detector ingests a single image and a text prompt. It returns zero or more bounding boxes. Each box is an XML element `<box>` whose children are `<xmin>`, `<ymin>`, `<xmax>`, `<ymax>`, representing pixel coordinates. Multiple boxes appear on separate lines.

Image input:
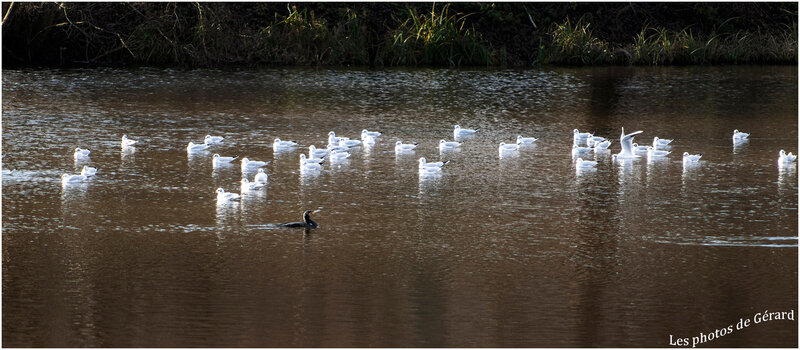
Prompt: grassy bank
<box><xmin>2</xmin><ymin>2</ymin><xmax>797</xmax><ymax>67</ymax></box>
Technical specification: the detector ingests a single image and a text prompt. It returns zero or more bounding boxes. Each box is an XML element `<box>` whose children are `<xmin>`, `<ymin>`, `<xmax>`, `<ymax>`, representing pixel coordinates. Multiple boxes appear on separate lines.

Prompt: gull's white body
<box><xmin>212</xmin><ymin>154</ymin><xmax>238</xmax><ymax>168</ymax></box>
<box><xmin>453</xmin><ymin>125</ymin><xmax>478</xmax><ymax>138</ymax></box>
<box><xmin>361</xmin><ymin>129</ymin><xmax>382</xmax><ymax>139</ymax></box>
<box><xmin>575</xmin><ymin>158</ymin><xmax>598</xmax><ymax>168</ymax></box>
<box><xmin>74</xmin><ymin>147</ymin><xmax>91</xmax><ymax>160</ymax></box>
<box><xmin>517</xmin><ymin>135</ymin><xmax>538</xmax><ymax>144</ymax></box>
<box><xmin>682</xmin><ymin>152</ymin><xmax>703</xmax><ymax>166</ymax></box>
<box><xmin>61</xmin><ymin>173</ymin><xmax>87</xmax><ymax>186</ymax></box>
<box><xmin>309</xmin><ymin>145</ymin><xmax>330</xmax><ymax>158</ymax></box>
<box><xmin>216</xmin><ymin>188</ymin><xmax>240</xmax><ymax>202</ymax></box>
<box><xmin>733</xmin><ymin>129</ymin><xmax>750</xmax><ymax>141</ymax></box>
<box><xmin>395</xmin><ymin>141</ymin><xmax>418</xmax><ymax>153</ymax></box>
<box><xmin>121</xmin><ymin>134</ymin><xmax>138</xmax><ymax>148</ymax></box>
<box><xmin>241</xmin><ymin>157</ymin><xmax>269</xmax><ymax>171</ymax></box>
<box><xmin>205</xmin><ymin>135</ymin><xmax>224</xmax><ymax>144</ymax></box>
<box><xmin>241</xmin><ymin>178</ymin><xmax>265</xmax><ymax>193</ymax></box>
<box><xmin>779</xmin><ymin>150</ymin><xmax>797</xmax><ymax>165</ymax></box>
<box><xmin>646</xmin><ymin>146</ymin><xmax>671</xmax><ymax>158</ymax></box>
<box><xmin>273</xmin><ymin>138</ymin><xmax>298</xmax><ymax>150</ymax></box>
<box><xmin>499</xmin><ymin>142</ymin><xmax>520</xmax><ymax>153</ymax></box>
<box><xmin>80</xmin><ymin>165</ymin><xmax>97</xmax><ymax>177</ymax></box>
<box><xmin>615</xmin><ymin>127</ymin><xmax>644</xmax><ymax>159</ymax></box>
<box><xmin>187</xmin><ymin>142</ymin><xmax>209</xmax><ymax>153</ymax></box>
<box><xmin>418</xmin><ymin>157</ymin><xmax>449</xmax><ymax>169</ymax></box>
<box><xmin>253</xmin><ymin>168</ymin><xmax>269</xmax><ymax>184</ymax></box>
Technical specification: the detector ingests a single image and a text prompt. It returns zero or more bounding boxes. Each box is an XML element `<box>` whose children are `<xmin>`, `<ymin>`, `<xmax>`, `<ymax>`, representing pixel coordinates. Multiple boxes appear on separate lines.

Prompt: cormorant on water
<box><xmin>278</xmin><ymin>209</ymin><xmax>320</xmax><ymax>228</ymax></box>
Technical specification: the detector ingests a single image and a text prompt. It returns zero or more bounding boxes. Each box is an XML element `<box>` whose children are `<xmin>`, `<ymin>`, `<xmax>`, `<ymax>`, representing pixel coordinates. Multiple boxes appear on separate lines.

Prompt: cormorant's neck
<box><xmin>303</xmin><ymin>212</ymin><xmax>318</xmax><ymax>228</ymax></box>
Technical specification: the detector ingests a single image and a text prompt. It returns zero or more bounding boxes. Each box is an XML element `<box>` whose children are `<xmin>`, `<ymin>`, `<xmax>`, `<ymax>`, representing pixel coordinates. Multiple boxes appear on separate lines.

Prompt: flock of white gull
<box><xmin>62</xmin><ymin>125</ymin><xmax>797</xmax><ymax>204</ymax></box>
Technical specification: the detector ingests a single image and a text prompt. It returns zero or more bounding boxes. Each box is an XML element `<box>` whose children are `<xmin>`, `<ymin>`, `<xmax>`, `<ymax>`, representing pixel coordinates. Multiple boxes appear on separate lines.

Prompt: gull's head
<box><xmin>61</xmin><ymin>173</ymin><xmax>69</xmax><ymax>179</ymax></box>
<box><xmin>122</xmin><ymin>134</ymin><xmax>128</xmax><ymax>140</ymax></box>
<box><xmin>242</xmin><ymin>157</ymin><xmax>250</xmax><ymax>163</ymax></box>
<box><xmin>188</xmin><ymin>142</ymin><xmax>195</xmax><ymax>147</ymax></box>
<box><xmin>274</xmin><ymin>138</ymin><xmax>281</xmax><ymax>144</ymax></box>
<box><xmin>780</xmin><ymin>150</ymin><xmax>786</xmax><ymax>156</ymax></box>
<box><xmin>300</xmin><ymin>154</ymin><xmax>307</xmax><ymax>160</ymax></box>
<box><xmin>734</xmin><ymin>129</ymin><xmax>739</xmax><ymax>133</ymax></box>
<box><xmin>328</xmin><ymin>131</ymin><xmax>336</xmax><ymax>137</ymax></box>
<box><xmin>241</xmin><ymin>178</ymin><xmax>250</xmax><ymax>184</ymax></box>
<box><xmin>517</xmin><ymin>135</ymin><xmax>523</xmax><ymax>141</ymax></box>
<box><xmin>258</xmin><ymin>168</ymin><xmax>265</xmax><ymax>174</ymax></box>
<box><xmin>205</xmin><ymin>135</ymin><xmax>212</xmax><ymax>141</ymax></box>
<box><xmin>500</xmin><ymin>142</ymin><xmax>506</xmax><ymax>147</ymax></box>
<box><xmin>74</xmin><ymin>147</ymin><xmax>82</xmax><ymax>152</ymax></box>
<box><xmin>573</xmin><ymin>129</ymin><xmax>579</xmax><ymax>134</ymax></box>
<box><xmin>454</xmin><ymin>125</ymin><xmax>461</xmax><ymax>130</ymax></box>
<box><xmin>396</xmin><ymin>141</ymin><xmax>403</xmax><ymax>146</ymax></box>
<box><xmin>216</xmin><ymin>188</ymin><xmax>225</xmax><ymax>194</ymax></box>
<box><xmin>309</xmin><ymin>145</ymin><xmax>317</xmax><ymax>151</ymax></box>
<box><xmin>418</xmin><ymin>157</ymin><xmax>427</xmax><ymax>165</ymax></box>
<box><xmin>683</xmin><ymin>152</ymin><xmax>690</xmax><ymax>157</ymax></box>
<box><xmin>213</xmin><ymin>154</ymin><xmax>220</xmax><ymax>159</ymax></box>
<box><xmin>439</xmin><ymin>140</ymin><xmax>447</xmax><ymax>144</ymax></box>
<box><xmin>362</xmin><ymin>129</ymin><xmax>369</xmax><ymax>134</ymax></box>
<box><xmin>632</xmin><ymin>143</ymin><xmax>638</xmax><ymax>147</ymax></box>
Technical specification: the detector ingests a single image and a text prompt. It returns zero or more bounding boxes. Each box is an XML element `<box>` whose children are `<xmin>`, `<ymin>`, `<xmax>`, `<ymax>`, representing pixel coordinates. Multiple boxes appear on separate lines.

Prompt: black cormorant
<box><xmin>277</xmin><ymin>210</ymin><xmax>320</xmax><ymax>228</ymax></box>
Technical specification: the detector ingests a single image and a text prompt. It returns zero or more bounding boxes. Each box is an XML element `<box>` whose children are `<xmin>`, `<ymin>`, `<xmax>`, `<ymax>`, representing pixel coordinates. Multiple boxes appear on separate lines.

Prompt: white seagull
<box><xmin>339</xmin><ymin>138</ymin><xmax>363</xmax><ymax>148</ymax></box>
<box><xmin>394</xmin><ymin>141</ymin><xmax>418</xmax><ymax>153</ymax></box>
<box><xmin>80</xmin><ymin>165</ymin><xmax>97</xmax><ymax>177</ymax></box>
<box><xmin>733</xmin><ymin>129</ymin><xmax>750</xmax><ymax>141</ymax></box>
<box><xmin>187</xmin><ymin>141</ymin><xmax>210</xmax><ymax>153</ymax></box>
<box><xmin>362</xmin><ymin>134</ymin><xmax>377</xmax><ymax>146</ymax></box>
<box><xmin>253</xmin><ymin>168</ymin><xmax>269</xmax><ymax>184</ymax></box>
<box><xmin>453</xmin><ymin>125</ymin><xmax>479</xmax><ymax>138</ymax></box>
<box><xmin>631</xmin><ymin>142</ymin><xmax>650</xmax><ymax>153</ymax></box>
<box><xmin>361</xmin><ymin>129</ymin><xmax>382</xmax><ymax>139</ymax></box>
<box><xmin>418</xmin><ymin>157</ymin><xmax>450</xmax><ymax>169</ymax></box>
<box><xmin>205</xmin><ymin>135</ymin><xmax>224</xmax><ymax>144</ymax></box>
<box><xmin>73</xmin><ymin>147</ymin><xmax>91</xmax><ymax>160</ymax></box>
<box><xmin>778</xmin><ymin>150</ymin><xmax>797</xmax><ymax>165</ymax></box>
<box><xmin>652</xmin><ymin>136</ymin><xmax>673</xmax><ymax>149</ymax></box>
<box><xmin>309</xmin><ymin>145</ymin><xmax>330</xmax><ymax>158</ymax></box>
<box><xmin>439</xmin><ymin>139</ymin><xmax>462</xmax><ymax>152</ymax></box>
<box><xmin>682</xmin><ymin>152</ymin><xmax>703</xmax><ymax>164</ymax></box>
<box><xmin>241</xmin><ymin>157</ymin><xmax>270</xmax><ymax>171</ymax></box>
<box><xmin>121</xmin><ymin>134</ymin><xmax>138</xmax><ymax>148</ymax></box>
<box><xmin>240</xmin><ymin>178</ymin><xmax>265</xmax><ymax>193</ymax></box>
<box><xmin>499</xmin><ymin>142</ymin><xmax>520</xmax><ymax>153</ymax></box>
<box><xmin>572</xmin><ymin>144</ymin><xmax>594</xmax><ymax>156</ymax></box>
<box><xmin>330</xmin><ymin>149</ymin><xmax>351</xmax><ymax>162</ymax></box>
<box><xmin>300</xmin><ymin>154</ymin><xmax>324</xmax><ymax>165</ymax></box>
<box><xmin>517</xmin><ymin>135</ymin><xmax>538</xmax><ymax>144</ymax></box>
<box><xmin>573</xmin><ymin>129</ymin><xmax>593</xmax><ymax>145</ymax></box>
<box><xmin>212</xmin><ymin>154</ymin><xmax>239</xmax><ymax>168</ymax></box>
<box><xmin>614</xmin><ymin>127</ymin><xmax>644</xmax><ymax>159</ymax></box>
<box><xmin>593</xmin><ymin>139</ymin><xmax>612</xmax><ymax>150</ymax></box>
<box><xmin>216</xmin><ymin>188</ymin><xmax>240</xmax><ymax>202</ymax></box>
<box><xmin>646</xmin><ymin>146</ymin><xmax>671</xmax><ymax>158</ymax></box>
<box><xmin>273</xmin><ymin>138</ymin><xmax>298</xmax><ymax>150</ymax></box>
<box><xmin>61</xmin><ymin>173</ymin><xmax>87</xmax><ymax>186</ymax></box>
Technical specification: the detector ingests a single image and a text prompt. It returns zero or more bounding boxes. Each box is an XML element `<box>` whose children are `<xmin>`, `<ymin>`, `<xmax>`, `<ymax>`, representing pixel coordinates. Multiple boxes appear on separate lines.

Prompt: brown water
<box><xmin>2</xmin><ymin>66</ymin><xmax>797</xmax><ymax>347</ymax></box>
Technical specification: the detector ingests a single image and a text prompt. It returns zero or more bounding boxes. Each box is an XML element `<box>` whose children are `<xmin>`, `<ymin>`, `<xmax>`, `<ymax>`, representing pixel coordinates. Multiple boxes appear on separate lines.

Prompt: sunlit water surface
<box><xmin>2</xmin><ymin>66</ymin><xmax>797</xmax><ymax>347</ymax></box>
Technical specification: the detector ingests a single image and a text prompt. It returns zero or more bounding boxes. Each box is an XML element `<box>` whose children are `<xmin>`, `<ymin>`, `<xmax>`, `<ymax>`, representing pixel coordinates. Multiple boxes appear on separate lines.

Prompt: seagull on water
<box><xmin>273</xmin><ymin>138</ymin><xmax>298</xmax><ymax>150</ymax></box>
<box><xmin>61</xmin><ymin>173</ymin><xmax>87</xmax><ymax>186</ymax></box>
<box><xmin>632</xmin><ymin>142</ymin><xmax>650</xmax><ymax>153</ymax></box>
<box><xmin>593</xmin><ymin>139</ymin><xmax>612</xmax><ymax>150</ymax></box>
<box><xmin>205</xmin><ymin>135</ymin><xmax>224</xmax><ymax>144</ymax></box>
<box><xmin>361</xmin><ymin>134</ymin><xmax>377</xmax><ymax>146</ymax></box>
<box><xmin>121</xmin><ymin>135</ymin><xmax>138</xmax><ymax>148</ymax></box>
<box><xmin>74</xmin><ymin>147</ymin><xmax>90</xmax><ymax>160</ymax></box>
<box><xmin>80</xmin><ymin>165</ymin><xmax>97</xmax><ymax>177</ymax></box>
<box><xmin>733</xmin><ymin>129</ymin><xmax>750</xmax><ymax>142</ymax></box>
<box><xmin>309</xmin><ymin>145</ymin><xmax>330</xmax><ymax>158</ymax></box>
<box><xmin>439</xmin><ymin>139</ymin><xmax>462</xmax><ymax>152</ymax></box>
<box><xmin>187</xmin><ymin>142</ymin><xmax>210</xmax><ymax>153</ymax></box>
<box><xmin>614</xmin><ymin>127</ymin><xmax>644</xmax><ymax>159</ymax></box>
<box><xmin>499</xmin><ymin>142</ymin><xmax>520</xmax><ymax>154</ymax></box>
<box><xmin>216</xmin><ymin>188</ymin><xmax>240</xmax><ymax>202</ymax></box>
<box><xmin>778</xmin><ymin>150</ymin><xmax>797</xmax><ymax>165</ymax></box>
<box><xmin>330</xmin><ymin>149</ymin><xmax>351</xmax><ymax>162</ymax></box>
<box><xmin>418</xmin><ymin>157</ymin><xmax>450</xmax><ymax>169</ymax></box>
<box><xmin>572</xmin><ymin>144</ymin><xmax>593</xmax><ymax>156</ymax></box>
<box><xmin>253</xmin><ymin>168</ymin><xmax>269</xmax><ymax>184</ymax></box>
<box><xmin>652</xmin><ymin>136</ymin><xmax>673</xmax><ymax>149</ymax></box>
<box><xmin>361</xmin><ymin>129</ymin><xmax>382</xmax><ymax>139</ymax></box>
<box><xmin>395</xmin><ymin>141</ymin><xmax>418</xmax><ymax>153</ymax></box>
<box><xmin>453</xmin><ymin>125</ymin><xmax>479</xmax><ymax>138</ymax></box>
<box><xmin>241</xmin><ymin>178</ymin><xmax>266</xmax><ymax>193</ymax></box>
<box><xmin>586</xmin><ymin>136</ymin><xmax>606</xmax><ymax>147</ymax></box>
<box><xmin>517</xmin><ymin>135</ymin><xmax>538</xmax><ymax>145</ymax></box>
<box><xmin>212</xmin><ymin>154</ymin><xmax>239</xmax><ymax>168</ymax></box>
<box><xmin>573</xmin><ymin>129</ymin><xmax>593</xmax><ymax>145</ymax></box>
<box><xmin>241</xmin><ymin>157</ymin><xmax>270</xmax><ymax>171</ymax></box>
<box><xmin>300</xmin><ymin>154</ymin><xmax>324</xmax><ymax>165</ymax></box>
<box><xmin>682</xmin><ymin>152</ymin><xmax>703</xmax><ymax>165</ymax></box>
<box><xmin>646</xmin><ymin>146</ymin><xmax>671</xmax><ymax>159</ymax></box>
<box><xmin>339</xmin><ymin>138</ymin><xmax>363</xmax><ymax>148</ymax></box>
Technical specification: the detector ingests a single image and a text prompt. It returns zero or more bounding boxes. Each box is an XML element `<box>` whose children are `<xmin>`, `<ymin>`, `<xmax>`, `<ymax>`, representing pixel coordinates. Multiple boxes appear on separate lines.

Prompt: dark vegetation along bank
<box><xmin>2</xmin><ymin>2</ymin><xmax>797</xmax><ymax>68</ymax></box>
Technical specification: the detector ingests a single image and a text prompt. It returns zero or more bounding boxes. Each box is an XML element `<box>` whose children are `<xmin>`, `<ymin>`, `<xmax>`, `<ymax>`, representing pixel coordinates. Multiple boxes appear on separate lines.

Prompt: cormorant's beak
<box><xmin>312</xmin><ymin>209</ymin><xmax>322</xmax><ymax>214</ymax></box>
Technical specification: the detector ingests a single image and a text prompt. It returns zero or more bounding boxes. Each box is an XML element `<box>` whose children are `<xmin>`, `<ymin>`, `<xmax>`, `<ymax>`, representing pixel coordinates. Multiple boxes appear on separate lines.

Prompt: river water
<box><xmin>2</xmin><ymin>66</ymin><xmax>797</xmax><ymax>347</ymax></box>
